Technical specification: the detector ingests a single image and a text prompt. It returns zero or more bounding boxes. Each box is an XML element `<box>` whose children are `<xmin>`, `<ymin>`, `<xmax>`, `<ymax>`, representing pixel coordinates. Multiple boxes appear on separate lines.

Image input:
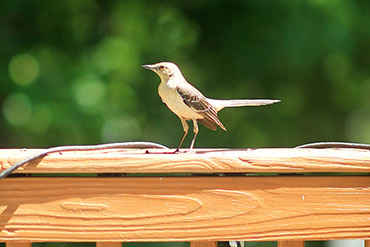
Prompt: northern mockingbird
<box><xmin>143</xmin><ymin>62</ymin><xmax>280</xmax><ymax>152</ymax></box>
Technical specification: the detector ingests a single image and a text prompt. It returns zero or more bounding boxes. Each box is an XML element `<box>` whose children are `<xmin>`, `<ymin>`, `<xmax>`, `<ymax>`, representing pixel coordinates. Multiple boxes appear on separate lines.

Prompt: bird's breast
<box><xmin>158</xmin><ymin>81</ymin><xmax>202</xmax><ymax>119</ymax></box>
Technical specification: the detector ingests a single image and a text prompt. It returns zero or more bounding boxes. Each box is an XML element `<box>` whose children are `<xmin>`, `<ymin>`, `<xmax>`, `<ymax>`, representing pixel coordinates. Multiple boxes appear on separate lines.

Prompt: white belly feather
<box><xmin>158</xmin><ymin>81</ymin><xmax>203</xmax><ymax>120</ymax></box>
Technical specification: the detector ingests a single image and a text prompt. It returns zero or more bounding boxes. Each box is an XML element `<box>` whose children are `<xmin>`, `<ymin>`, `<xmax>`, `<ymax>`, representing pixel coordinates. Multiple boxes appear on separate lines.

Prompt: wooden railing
<box><xmin>1</xmin><ymin>148</ymin><xmax>370</xmax><ymax>247</ymax></box>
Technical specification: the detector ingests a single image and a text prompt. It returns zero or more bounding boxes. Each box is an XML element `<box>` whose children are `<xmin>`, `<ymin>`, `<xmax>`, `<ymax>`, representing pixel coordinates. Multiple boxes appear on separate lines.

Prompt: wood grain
<box><xmin>278</xmin><ymin>241</ymin><xmax>305</xmax><ymax>247</ymax></box>
<box><xmin>6</xmin><ymin>242</ymin><xmax>31</xmax><ymax>247</ymax></box>
<box><xmin>1</xmin><ymin>176</ymin><xmax>369</xmax><ymax>242</ymax></box>
<box><xmin>96</xmin><ymin>242</ymin><xmax>122</xmax><ymax>247</ymax></box>
<box><xmin>0</xmin><ymin>148</ymin><xmax>369</xmax><ymax>174</ymax></box>
<box><xmin>190</xmin><ymin>242</ymin><xmax>217</xmax><ymax>247</ymax></box>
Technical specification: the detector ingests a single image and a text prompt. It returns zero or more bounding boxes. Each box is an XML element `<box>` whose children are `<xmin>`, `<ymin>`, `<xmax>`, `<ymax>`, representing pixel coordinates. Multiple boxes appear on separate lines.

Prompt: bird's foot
<box><xmin>172</xmin><ymin>148</ymin><xmax>196</xmax><ymax>154</ymax></box>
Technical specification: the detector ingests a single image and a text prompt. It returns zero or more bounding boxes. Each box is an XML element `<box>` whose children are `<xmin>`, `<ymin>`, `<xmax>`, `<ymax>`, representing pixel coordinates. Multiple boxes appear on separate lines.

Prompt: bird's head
<box><xmin>142</xmin><ymin>62</ymin><xmax>182</xmax><ymax>80</ymax></box>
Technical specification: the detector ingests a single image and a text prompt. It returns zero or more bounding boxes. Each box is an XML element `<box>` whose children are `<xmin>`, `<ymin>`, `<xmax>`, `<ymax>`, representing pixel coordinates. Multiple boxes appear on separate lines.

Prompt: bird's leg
<box><xmin>189</xmin><ymin>119</ymin><xmax>199</xmax><ymax>151</ymax></box>
<box><xmin>175</xmin><ymin>118</ymin><xmax>189</xmax><ymax>153</ymax></box>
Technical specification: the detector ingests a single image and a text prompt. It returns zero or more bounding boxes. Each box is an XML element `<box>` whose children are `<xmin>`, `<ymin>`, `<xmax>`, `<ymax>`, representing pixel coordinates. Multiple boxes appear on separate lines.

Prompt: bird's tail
<box><xmin>209</xmin><ymin>98</ymin><xmax>280</xmax><ymax>111</ymax></box>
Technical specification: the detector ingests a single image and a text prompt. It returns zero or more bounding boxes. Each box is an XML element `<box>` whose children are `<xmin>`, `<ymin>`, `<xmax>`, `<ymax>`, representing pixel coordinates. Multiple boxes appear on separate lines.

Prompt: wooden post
<box><xmin>96</xmin><ymin>242</ymin><xmax>122</xmax><ymax>247</ymax></box>
<box><xmin>278</xmin><ymin>241</ymin><xmax>305</xmax><ymax>247</ymax></box>
<box><xmin>1</xmin><ymin>148</ymin><xmax>370</xmax><ymax>174</ymax></box>
<box><xmin>190</xmin><ymin>242</ymin><xmax>218</xmax><ymax>247</ymax></box>
<box><xmin>6</xmin><ymin>243</ymin><xmax>32</xmax><ymax>247</ymax></box>
<box><xmin>1</xmin><ymin>176</ymin><xmax>370</xmax><ymax>241</ymax></box>
<box><xmin>1</xmin><ymin>148</ymin><xmax>370</xmax><ymax>244</ymax></box>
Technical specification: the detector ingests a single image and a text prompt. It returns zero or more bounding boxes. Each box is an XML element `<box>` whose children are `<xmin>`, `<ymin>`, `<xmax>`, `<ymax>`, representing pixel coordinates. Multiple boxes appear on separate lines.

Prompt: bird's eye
<box><xmin>159</xmin><ymin>66</ymin><xmax>164</xmax><ymax>71</ymax></box>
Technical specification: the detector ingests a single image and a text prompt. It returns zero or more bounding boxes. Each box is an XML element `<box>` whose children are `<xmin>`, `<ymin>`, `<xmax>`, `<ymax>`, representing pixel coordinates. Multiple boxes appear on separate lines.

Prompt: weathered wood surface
<box><xmin>1</xmin><ymin>176</ymin><xmax>369</xmax><ymax>242</ymax></box>
<box><xmin>278</xmin><ymin>241</ymin><xmax>305</xmax><ymax>247</ymax></box>
<box><xmin>5</xmin><ymin>242</ymin><xmax>31</xmax><ymax>247</ymax></box>
<box><xmin>190</xmin><ymin>242</ymin><xmax>217</xmax><ymax>247</ymax></box>
<box><xmin>0</xmin><ymin>148</ymin><xmax>369</xmax><ymax>174</ymax></box>
<box><xmin>96</xmin><ymin>242</ymin><xmax>122</xmax><ymax>247</ymax></box>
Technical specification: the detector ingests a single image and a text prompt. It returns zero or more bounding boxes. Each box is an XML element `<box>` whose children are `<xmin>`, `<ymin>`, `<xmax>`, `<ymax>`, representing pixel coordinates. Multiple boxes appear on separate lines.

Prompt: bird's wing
<box><xmin>176</xmin><ymin>85</ymin><xmax>226</xmax><ymax>131</ymax></box>
<box><xmin>198</xmin><ymin>118</ymin><xmax>217</xmax><ymax>131</ymax></box>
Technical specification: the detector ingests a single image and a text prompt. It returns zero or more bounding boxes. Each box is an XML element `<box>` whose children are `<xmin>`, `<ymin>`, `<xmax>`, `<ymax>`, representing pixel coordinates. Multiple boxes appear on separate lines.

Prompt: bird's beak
<box><xmin>142</xmin><ymin>64</ymin><xmax>156</xmax><ymax>70</ymax></box>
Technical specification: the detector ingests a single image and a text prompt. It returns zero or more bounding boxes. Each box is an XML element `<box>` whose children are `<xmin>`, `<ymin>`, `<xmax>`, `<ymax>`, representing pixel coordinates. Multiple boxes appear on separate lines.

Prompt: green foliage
<box><xmin>1</xmin><ymin>0</ymin><xmax>370</xmax><ymax>149</ymax></box>
<box><xmin>0</xmin><ymin>2</ymin><xmax>369</xmax><ymax>245</ymax></box>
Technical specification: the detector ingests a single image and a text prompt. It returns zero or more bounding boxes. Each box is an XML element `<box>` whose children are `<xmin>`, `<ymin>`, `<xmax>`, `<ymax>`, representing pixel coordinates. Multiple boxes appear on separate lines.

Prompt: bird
<box><xmin>142</xmin><ymin>62</ymin><xmax>280</xmax><ymax>152</ymax></box>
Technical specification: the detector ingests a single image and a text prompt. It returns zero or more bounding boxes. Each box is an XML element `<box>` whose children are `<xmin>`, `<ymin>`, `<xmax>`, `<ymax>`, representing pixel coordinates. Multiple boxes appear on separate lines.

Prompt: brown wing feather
<box><xmin>176</xmin><ymin>86</ymin><xmax>226</xmax><ymax>131</ymax></box>
<box><xmin>198</xmin><ymin>118</ymin><xmax>217</xmax><ymax>131</ymax></box>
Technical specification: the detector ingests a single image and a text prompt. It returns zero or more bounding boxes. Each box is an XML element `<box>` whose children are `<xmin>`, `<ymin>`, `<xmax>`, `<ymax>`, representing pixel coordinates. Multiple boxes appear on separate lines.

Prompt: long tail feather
<box><xmin>209</xmin><ymin>98</ymin><xmax>280</xmax><ymax>111</ymax></box>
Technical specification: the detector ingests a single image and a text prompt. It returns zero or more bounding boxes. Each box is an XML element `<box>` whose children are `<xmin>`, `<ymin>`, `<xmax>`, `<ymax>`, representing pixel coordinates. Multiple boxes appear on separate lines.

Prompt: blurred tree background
<box><xmin>1</xmin><ymin>0</ymin><xmax>370</xmax><ymax>149</ymax></box>
<box><xmin>0</xmin><ymin>0</ymin><xmax>369</xmax><ymax>246</ymax></box>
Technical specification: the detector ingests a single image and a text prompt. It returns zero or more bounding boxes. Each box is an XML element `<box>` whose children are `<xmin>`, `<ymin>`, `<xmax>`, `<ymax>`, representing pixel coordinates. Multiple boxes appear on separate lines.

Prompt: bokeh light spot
<box><xmin>154</xmin><ymin>8</ymin><xmax>199</xmax><ymax>53</ymax></box>
<box><xmin>91</xmin><ymin>37</ymin><xmax>139</xmax><ymax>77</ymax></box>
<box><xmin>360</xmin><ymin>78</ymin><xmax>370</xmax><ymax>107</ymax></box>
<box><xmin>72</xmin><ymin>74</ymin><xmax>106</xmax><ymax>113</ymax></box>
<box><xmin>346</xmin><ymin>109</ymin><xmax>370</xmax><ymax>143</ymax></box>
<box><xmin>322</xmin><ymin>52</ymin><xmax>351</xmax><ymax>82</ymax></box>
<box><xmin>101</xmin><ymin>116</ymin><xmax>141</xmax><ymax>142</ymax></box>
<box><xmin>9</xmin><ymin>53</ymin><xmax>39</xmax><ymax>86</ymax></box>
<box><xmin>28</xmin><ymin>104</ymin><xmax>53</xmax><ymax>134</ymax></box>
<box><xmin>2</xmin><ymin>93</ymin><xmax>32</xmax><ymax>126</ymax></box>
